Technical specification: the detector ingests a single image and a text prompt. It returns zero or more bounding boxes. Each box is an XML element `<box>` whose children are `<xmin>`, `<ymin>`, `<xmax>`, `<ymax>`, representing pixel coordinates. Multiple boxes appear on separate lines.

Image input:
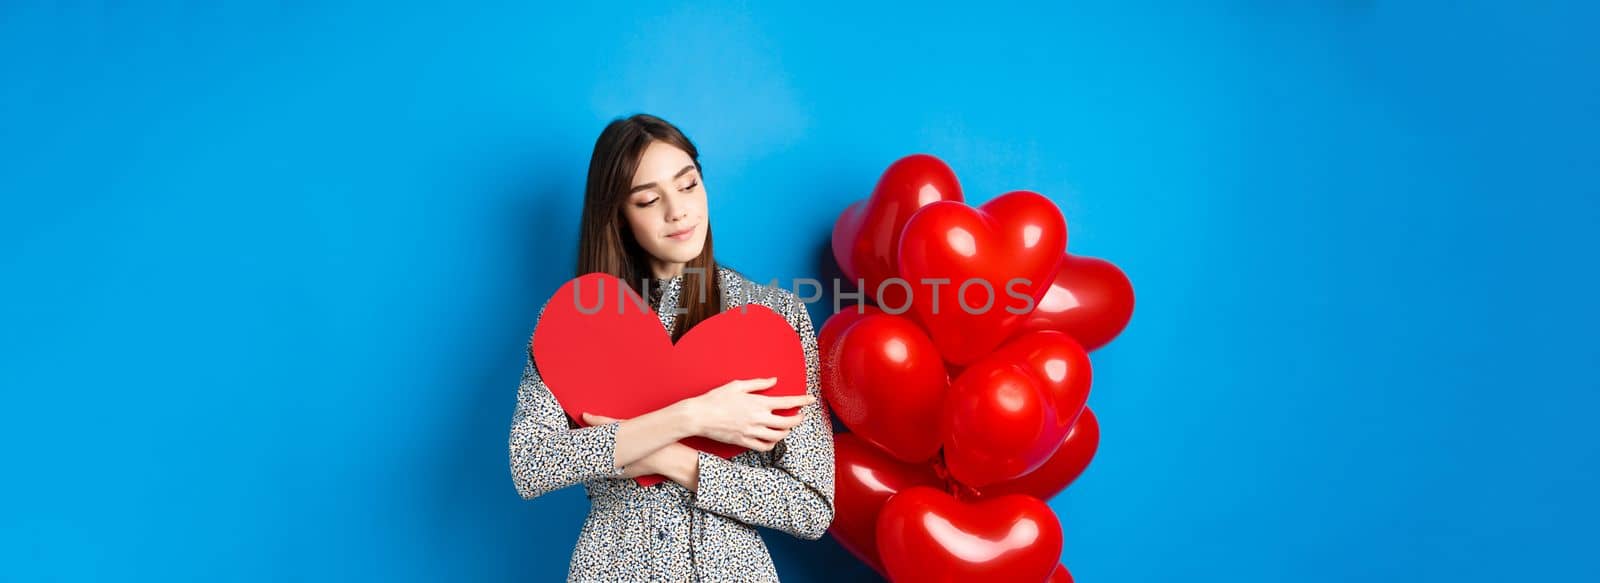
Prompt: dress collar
<box><xmin>645</xmin><ymin>267</ymin><xmax>733</xmax><ymax>307</ymax></box>
<box><xmin>646</xmin><ymin>273</ymin><xmax>683</xmax><ymax>305</ymax></box>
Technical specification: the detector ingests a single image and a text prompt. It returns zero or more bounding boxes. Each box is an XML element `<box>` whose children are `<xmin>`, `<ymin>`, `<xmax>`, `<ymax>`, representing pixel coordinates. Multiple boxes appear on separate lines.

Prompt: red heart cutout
<box><xmin>820</xmin><ymin>311</ymin><xmax>949</xmax><ymax>463</ymax></box>
<box><xmin>897</xmin><ymin>191</ymin><xmax>1067</xmax><ymax>365</ymax></box>
<box><xmin>831</xmin><ymin>154</ymin><xmax>963</xmax><ymax>310</ymax></box>
<box><xmin>876</xmin><ymin>486</ymin><xmax>1063</xmax><ymax>583</ymax></box>
<box><xmin>977</xmin><ymin>407</ymin><xmax>1100</xmax><ymax>502</ymax></box>
<box><xmin>828</xmin><ymin>432</ymin><xmax>944</xmax><ymax>576</ymax></box>
<box><xmin>1017</xmin><ymin>253</ymin><xmax>1135</xmax><ymax>352</ymax></box>
<box><xmin>531</xmin><ymin>273</ymin><xmax>807</xmax><ymax>486</ymax></box>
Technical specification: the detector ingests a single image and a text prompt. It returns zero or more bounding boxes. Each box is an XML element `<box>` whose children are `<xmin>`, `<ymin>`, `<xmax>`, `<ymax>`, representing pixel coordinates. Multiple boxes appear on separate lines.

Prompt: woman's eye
<box><xmin>679</xmin><ymin>181</ymin><xmax>699</xmax><ymax>192</ymax></box>
<box><xmin>635</xmin><ymin>198</ymin><xmax>659</xmax><ymax>208</ymax></box>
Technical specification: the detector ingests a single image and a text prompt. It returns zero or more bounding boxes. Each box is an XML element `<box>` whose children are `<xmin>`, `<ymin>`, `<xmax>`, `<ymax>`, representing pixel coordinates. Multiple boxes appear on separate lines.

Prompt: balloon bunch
<box><xmin>821</xmin><ymin>154</ymin><xmax>1135</xmax><ymax>582</ymax></box>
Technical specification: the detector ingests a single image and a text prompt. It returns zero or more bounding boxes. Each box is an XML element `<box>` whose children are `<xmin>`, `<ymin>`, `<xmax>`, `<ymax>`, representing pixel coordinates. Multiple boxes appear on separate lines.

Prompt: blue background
<box><xmin>3</xmin><ymin>1</ymin><xmax>1597</xmax><ymax>581</ymax></box>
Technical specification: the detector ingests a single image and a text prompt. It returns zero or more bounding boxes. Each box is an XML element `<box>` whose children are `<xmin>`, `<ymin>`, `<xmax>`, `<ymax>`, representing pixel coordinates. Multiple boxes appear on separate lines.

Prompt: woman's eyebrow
<box><xmin>628</xmin><ymin>165</ymin><xmax>698</xmax><ymax>194</ymax></box>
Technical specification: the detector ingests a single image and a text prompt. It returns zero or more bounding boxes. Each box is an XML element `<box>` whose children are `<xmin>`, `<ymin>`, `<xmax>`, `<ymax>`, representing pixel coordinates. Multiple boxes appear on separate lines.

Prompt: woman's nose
<box><xmin>664</xmin><ymin>193</ymin><xmax>692</xmax><ymax>222</ymax></box>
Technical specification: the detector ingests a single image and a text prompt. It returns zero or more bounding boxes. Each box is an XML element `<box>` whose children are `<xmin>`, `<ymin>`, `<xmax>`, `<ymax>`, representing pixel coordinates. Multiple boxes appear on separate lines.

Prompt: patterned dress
<box><xmin>509</xmin><ymin>266</ymin><xmax>837</xmax><ymax>582</ymax></box>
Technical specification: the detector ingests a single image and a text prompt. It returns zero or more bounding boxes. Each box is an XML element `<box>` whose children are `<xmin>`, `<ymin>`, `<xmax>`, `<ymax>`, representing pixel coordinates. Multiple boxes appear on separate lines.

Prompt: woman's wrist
<box><xmin>670</xmin><ymin>396</ymin><xmax>705</xmax><ymax>438</ymax></box>
<box><xmin>658</xmin><ymin>445</ymin><xmax>701</xmax><ymax>490</ymax></box>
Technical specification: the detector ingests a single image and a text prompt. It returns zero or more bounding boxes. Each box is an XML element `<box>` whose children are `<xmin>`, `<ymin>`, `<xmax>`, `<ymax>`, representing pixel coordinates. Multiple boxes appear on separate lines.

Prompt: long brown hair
<box><xmin>577</xmin><ymin>113</ymin><xmax>721</xmax><ymax>342</ymax></box>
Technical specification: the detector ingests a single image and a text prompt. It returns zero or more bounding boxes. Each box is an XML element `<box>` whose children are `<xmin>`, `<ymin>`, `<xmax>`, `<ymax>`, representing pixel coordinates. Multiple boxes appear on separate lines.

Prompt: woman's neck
<box><xmin>648</xmin><ymin>260</ymin><xmax>686</xmax><ymax>280</ymax></box>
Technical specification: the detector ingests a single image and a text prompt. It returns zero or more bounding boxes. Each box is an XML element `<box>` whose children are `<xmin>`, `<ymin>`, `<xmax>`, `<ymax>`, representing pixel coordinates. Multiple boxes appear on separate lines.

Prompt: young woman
<box><xmin>509</xmin><ymin>113</ymin><xmax>836</xmax><ymax>582</ymax></box>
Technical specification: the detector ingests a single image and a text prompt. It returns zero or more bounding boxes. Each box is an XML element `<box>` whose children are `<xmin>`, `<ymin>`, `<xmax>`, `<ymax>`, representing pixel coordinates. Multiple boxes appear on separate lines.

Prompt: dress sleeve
<box><xmin>691</xmin><ymin>291</ymin><xmax>837</xmax><ymax>539</ymax></box>
<box><xmin>509</xmin><ymin>302</ymin><xmax>626</xmax><ymax>500</ymax></box>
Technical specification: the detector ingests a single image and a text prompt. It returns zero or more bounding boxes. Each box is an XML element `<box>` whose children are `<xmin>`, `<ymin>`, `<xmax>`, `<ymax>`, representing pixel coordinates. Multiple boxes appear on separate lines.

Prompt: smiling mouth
<box><xmin>666</xmin><ymin>224</ymin><xmax>697</xmax><ymax>239</ymax></box>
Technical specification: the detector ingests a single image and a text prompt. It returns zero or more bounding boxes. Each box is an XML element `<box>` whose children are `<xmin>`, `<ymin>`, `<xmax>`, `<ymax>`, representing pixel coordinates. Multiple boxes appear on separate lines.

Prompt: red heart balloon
<box><xmin>1017</xmin><ymin>253</ymin><xmax>1135</xmax><ymax>352</ymax></box>
<box><xmin>991</xmin><ymin>331</ymin><xmax>1093</xmax><ymax>430</ymax></box>
<box><xmin>940</xmin><ymin>331</ymin><xmax>1090</xmax><ymax>488</ymax></box>
<box><xmin>831</xmin><ymin>154</ymin><xmax>963</xmax><ymax>310</ymax></box>
<box><xmin>531</xmin><ymin>273</ymin><xmax>807</xmax><ymax>486</ymax></box>
<box><xmin>829</xmin><ymin>432</ymin><xmax>944</xmax><ymax>575</ymax></box>
<box><xmin>1048</xmin><ymin>564</ymin><xmax>1075</xmax><ymax>583</ymax></box>
<box><xmin>816</xmin><ymin>304</ymin><xmax>882</xmax><ymax>360</ymax></box>
<box><xmin>876</xmin><ymin>486</ymin><xmax>1063</xmax><ymax>583</ymax></box>
<box><xmin>897</xmin><ymin>191</ymin><xmax>1067</xmax><ymax>365</ymax></box>
<box><xmin>976</xmin><ymin>407</ymin><xmax>1100</xmax><ymax>501</ymax></box>
<box><xmin>820</xmin><ymin>311</ymin><xmax>949</xmax><ymax>463</ymax></box>
<box><xmin>941</xmin><ymin>360</ymin><xmax>1058</xmax><ymax>488</ymax></box>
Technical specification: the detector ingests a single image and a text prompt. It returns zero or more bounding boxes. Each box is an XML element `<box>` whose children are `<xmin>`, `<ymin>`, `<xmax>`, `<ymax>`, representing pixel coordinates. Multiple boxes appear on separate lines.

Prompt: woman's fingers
<box><xmin>729</xmin><ymin>377</ymin><xmax>779</xmax><ymax>392</ymax></box>
<box><xmin>748</xmin><ymin>426</ymin><xmax>789</xmax><ymax>443</ymax></box>
<box><xmin>744</xmin><ymin>437</ymin><xmax>778</xmax><ymax>452</ymax></box>
<box><xmin>761</xmin><ymin>394</ymin><xmax>817</xmax><ymax>409</ymax></box>
<box><xmin>581</xmin><ymin>412</ymin><xmax>622</xmax><ymax>425</ymax></box>
<box><xmin>763</xmin><ymin>412</ymin><xmax>805</xmax><ymax>429</ymax></box>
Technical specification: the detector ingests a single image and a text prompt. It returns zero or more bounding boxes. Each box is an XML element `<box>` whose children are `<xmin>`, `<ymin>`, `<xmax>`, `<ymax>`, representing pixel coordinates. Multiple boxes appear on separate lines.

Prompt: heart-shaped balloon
<box><xmin>820</xmin><ymin>311</ymin><xmax>949</xmax><ymax>463</ymax></box>
<box><xmin>531</xmin><ymin>273</ymin><xmax>807</xmax><ymax>486</ymax></box>
<box><xmin>940</xmin><ymin>331</ymin><xmax>1090</xmax><ymax>488</ymax></box>
<box><xmin>975</xmin><ymin>407</ymin><xmax>1100</xmax><ymax>501</ymax></box>
<box><xmin>992</xmin><ymin>331</ymin><xmax>1092</xmax><ymax>429</ymax></box>
<box><xmin>941</xmin><ymin>359</ymin><xmax>1059</xmax><ymax>488</ymax></box>
<box><xmin>1048</xmin><ymin>564</ymin><xmax>1075</xmax><ymax>583</ymax></box>
<box><xmin>897</xmin><ymin>191</ymin><xmax>1067</xmax><ymax>365</ymax></box>
<box><xmin>1017</xmin><ymin>253</ymin><xmax>1135</xmax><ymax>352</ymax></box>
<box><xmin>831</xmin><ymin>154</ymin><xmax>963</xmax><ymax>310</ymax></box>
<box><xmin>816</xmin><ymin>304</ymin><xmax>882</xmax><ymax>360</ymax></box>
<box><xmin>829</xmin><ymin>432</ymin><xmax>944</xmax><ymax>575</ymax></box>
<box><xmin>876</xmin><ymin>486</ymin><xmax>1063</xmax><ymax>583</ymax></box>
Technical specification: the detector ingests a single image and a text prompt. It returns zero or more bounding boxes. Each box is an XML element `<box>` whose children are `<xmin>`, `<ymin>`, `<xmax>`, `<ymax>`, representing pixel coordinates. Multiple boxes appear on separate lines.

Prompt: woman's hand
<box><xmin>682</xmin><ymin>377</ymin><xmax>814</xmax><ymax>452</ymax></box>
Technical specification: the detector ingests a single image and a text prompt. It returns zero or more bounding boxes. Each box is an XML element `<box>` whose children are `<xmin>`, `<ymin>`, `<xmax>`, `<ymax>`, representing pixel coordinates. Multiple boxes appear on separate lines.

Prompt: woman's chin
<box><xmin>662</xmin><ymin>241</ymin><xmax>706</xmax><ymax>260</ymax></box>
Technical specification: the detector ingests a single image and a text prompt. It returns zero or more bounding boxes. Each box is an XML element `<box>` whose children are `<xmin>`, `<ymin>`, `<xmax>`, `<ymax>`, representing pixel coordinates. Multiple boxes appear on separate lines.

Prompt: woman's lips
<box><xmin>666</xmin><ymin>224</ymin><xmax>697</xmax><ymax>241</ymax></box>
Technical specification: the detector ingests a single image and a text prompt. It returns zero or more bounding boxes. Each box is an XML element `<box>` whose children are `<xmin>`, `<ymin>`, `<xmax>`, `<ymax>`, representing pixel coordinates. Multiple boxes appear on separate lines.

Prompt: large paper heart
<box><xmin>828</xmin><ymin>432</ymin><xmax>944</xmax><ymax>576</ymax></box>
<box><xmin>831</xmin><ymin>154</ymin><xmax>963</xmax><ymax>310</ymax></box>
<box><xmin>876</xmin><ymin>486</ymin><xmax>1063</xmax><ymax>583</ymax></box>
<box><xmin>1016</xmin><ymin>253</ymin><xmax>1135</xmax><ymax>352</ymax></box>
<box><xmin>531</xmin><ymin>273</ymin><xmax>807</xmax><ymax>486</ymax></box>
<box><xmin>976</xmin><ymin>407</ymin><xmax>1100</xmax><ymax>501</ymax></box>
<box><xmin>820</xmin><ymin>311</ymin><xmax>949</xmax><ymax>463</ymax></box>
<box><xmin>897</xmin><ymin>191</ymin><xmax>1067</xmax><ymax>365</ymax></box>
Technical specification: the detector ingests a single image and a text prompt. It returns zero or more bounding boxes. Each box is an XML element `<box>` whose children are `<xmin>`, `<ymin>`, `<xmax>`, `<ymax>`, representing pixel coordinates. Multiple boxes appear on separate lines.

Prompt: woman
<box><xmin>509</xmin><ymin>113</ymin><xmax>836</xmax><ymax>582</ymax></box>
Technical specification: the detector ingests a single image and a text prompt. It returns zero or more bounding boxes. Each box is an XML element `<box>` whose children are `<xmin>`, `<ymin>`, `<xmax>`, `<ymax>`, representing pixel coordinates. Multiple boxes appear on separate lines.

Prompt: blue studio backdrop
<box><xmin>3</xmin><ymin>2</ymin><xmax>1597</xmax><ymax>582</ymax></box>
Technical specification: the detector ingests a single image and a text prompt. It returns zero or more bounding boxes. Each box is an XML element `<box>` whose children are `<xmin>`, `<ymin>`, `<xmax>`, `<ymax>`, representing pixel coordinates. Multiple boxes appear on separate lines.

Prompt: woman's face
<box><xmin>623</xmin><ymin>140</ymin><xmax>709</xmax><ymax>278</ymax></box>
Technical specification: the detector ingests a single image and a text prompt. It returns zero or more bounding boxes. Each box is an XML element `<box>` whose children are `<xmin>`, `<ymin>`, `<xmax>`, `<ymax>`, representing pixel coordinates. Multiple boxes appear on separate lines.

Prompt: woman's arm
<box><xmin>583</xmin><ymin>402</ymin><xmax>698</xmax><ymax>470</ymax></box>
<box><xmin>588</xmin><ymin>372</ymin><xmax>810</xmax><ymax>471</ymax></box>
<box><xmin>583</xmin><ymin>375</ymin><xmax>815</xmax><ymax>486</ymax></box>
<box><xmin>689</xmin><ymin>292</ymin><xmax>838</xmax><ymax>539</ymax></box>
<box><xmin>508</xmin><ymin>345</ymin><xmax>627</xmax><ymax>500</ymax></box>
<box><xmin>510</xmin><ymin>299</ymin><xmax>693</xmax><ymax>499</ymax></box>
